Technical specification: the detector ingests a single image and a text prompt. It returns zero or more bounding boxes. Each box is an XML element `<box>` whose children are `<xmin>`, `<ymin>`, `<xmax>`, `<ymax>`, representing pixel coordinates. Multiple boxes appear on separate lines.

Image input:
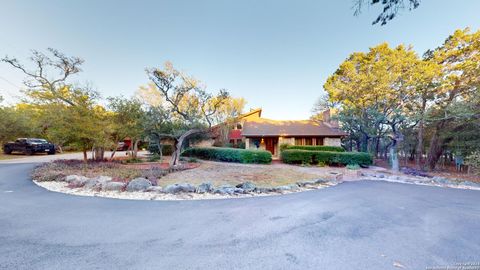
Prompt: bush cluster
<box><xmin>284</xmin><ymin>145</ymin><xmax>345</xmax><ymax>152</ymax></box>
<box><xmin>281</xmin><ymin>149</ymin><xmax>372</xmax><ymax>166</ymax></box>
<box><xmin>182</xmin><ymin>147</ymin><xmax>272</xmax><ymax>164</ymax></box>
<box><xmin>148</xmin><ymin>143</ymin><xmax>174</xmax><ymax>156</ymax></box>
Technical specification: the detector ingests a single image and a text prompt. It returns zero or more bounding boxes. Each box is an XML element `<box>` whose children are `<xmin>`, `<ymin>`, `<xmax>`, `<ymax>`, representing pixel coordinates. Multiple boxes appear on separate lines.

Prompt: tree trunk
<box><xmin>426</xmin><ymin>121</ymin><xmax>446</xmax><ymax>170</ymax></box>
<box><xmin>361</xmin><ymin>133</ymin><xmax>369</xmax><ymax>152</ymax></box>
<box><xmin>390</xmin><ymin>139</ymin><xmax>399</xmax><ymax>172</ymax></box>
<box><xmin>416</xmin><ymin>99</ymin><xmax>426</xmax><ymax>170</ymax></box>
<box><xmin>170</xmin><ymin>129</ymin><xmax>203</xmax><ymax>167</ymax></box>
<box><xmin>375</xmin><ymin>137</ymin><xmax>380</xmax><ymax>158</ymax></box>
<box><xmin>132</xmin><ymin>139</ymin><xmax>140</xmax><ymax>158</ymax></box>
<box><xmin>82</xmin><ymin>149</ymin><xmax>88</xmax><ymax>163</ymax></box>
<box><xmin>109</xmin><ymin>149</ymin><xmax>117</xmax><ymax>161</ymax></box>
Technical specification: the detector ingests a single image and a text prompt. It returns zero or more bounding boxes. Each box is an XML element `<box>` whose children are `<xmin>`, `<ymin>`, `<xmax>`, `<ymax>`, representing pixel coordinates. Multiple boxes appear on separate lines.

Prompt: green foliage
<box><xmin>346</xmin><ymin>164</ymin><xmax>361</xmax><ymax>170</ymax></box>
<box><xmin>147</xmin><ymin>143</ymin><xmax>174</xmax><ymax>156</ymax></box>
<box><xmin>187</xmin><ymin>157</ymin><xmax>199</xmax><ymax>163</ymax></box>
<box><xmin>466</xmin><ymin>151</ymin><xmax>480</xmax><ymax>175</ymax></box>
<box><xmin>279</xmin><ymin>143</ymin><xmax>290</xmax><ymax>152</ymax></box>
<box><xmin>124</xmin><ymin>157</ymin><xmax>144</xmax><ymax>164</ymax></box>
<box><xmin>147</xmin><ymin>153</ymin><xmax>162</xmax><ymax>162</ymax></box>
<box><xmin>182</xmin><ymin>147</ymin><xmax>272</xmax><ymax>164</ymax></box>
<box><xmin>237</xmin><ymin>141</ymin><xmax>246</xmax><ymax>149</ymax></box>
<box><xmin>285</xmin><ymin>145</ymin><xmax>345</xmax><ymax>152</ymax></box>
<box><xmin>281</xmin><ymin>149</ymin><xmax>372</xmax><ymax>166</ymax></box>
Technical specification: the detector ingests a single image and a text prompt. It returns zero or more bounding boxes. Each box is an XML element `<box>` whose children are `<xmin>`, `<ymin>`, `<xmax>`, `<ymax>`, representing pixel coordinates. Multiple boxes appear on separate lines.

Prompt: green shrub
<box><xmin>281</xmin><ymin>149</ymin><xmax>372</xmax><ymax>166</ymax></box>
<box><xmin>147</xmin><ymin>143</ymin><xmax>174</xmax><ymax>156</ymax></box>
<box><xmin>188</xmin><ymin>157</ymin><xmax>199</xmax><ymax>163</ymax></box>
<box><xmin>346</xmin><ymin>164</ymin><xmax>360</xmax><ymax>170</ymax></box>
<box><xmin>237</xmin><ymin>141</ymin><xmax>246</xmax><ymax>149</ymax></box>
<box><xmin>466</xmin><ymin>151</ymin><xmax>480</xmax><ymax>175</ymax></box>
<box><xmin>124</xmin><ymin>157</ymin><xmax>144</xmax><ymax>164</ymax></box>
<box><xmin>280</xmin><ymin>143</ymin><xmax>291</xmax><ymax>152</ymax></box>
<box><xmin>182</xmin><ymin>147</ymin><xmax>272</xmax><ymax>164</ymax></box>
<box><xmin>148</xmin><ymin>153</ymin><xmax>162</xmax><ymax>162</ymax></box>
<box><xmin>285</xmin><ymin>145</ymin><xmax>345</xmax><ymax>152</ymax></box>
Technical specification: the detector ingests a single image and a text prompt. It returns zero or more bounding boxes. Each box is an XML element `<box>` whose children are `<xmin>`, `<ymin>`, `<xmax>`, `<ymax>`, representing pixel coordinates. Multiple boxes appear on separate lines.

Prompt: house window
<box><xmin>295</xmin><ymin>138</ymin><xmax>303</xmax><ymax>145</ymax></box>
<box><xmin>316</xmin><ymin>137</ymin><xmax>324</xmax><ymax>145</ymax></box>
<box><xmin>305</xmin><ymin>138</ymin><xmax>312</xmax><ymax>145</ymax></box>
<box><xmin>236</xmin><ymin>123</ymin><xmax>242</xmax><ymax>129</ymax></box>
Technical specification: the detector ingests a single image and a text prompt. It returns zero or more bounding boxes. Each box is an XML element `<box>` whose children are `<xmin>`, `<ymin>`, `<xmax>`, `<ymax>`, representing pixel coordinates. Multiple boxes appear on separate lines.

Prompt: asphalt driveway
<box><xmin>0</xmin><ymin>160</ymin><xmax>479</xmax><ymax>269</ymax></box>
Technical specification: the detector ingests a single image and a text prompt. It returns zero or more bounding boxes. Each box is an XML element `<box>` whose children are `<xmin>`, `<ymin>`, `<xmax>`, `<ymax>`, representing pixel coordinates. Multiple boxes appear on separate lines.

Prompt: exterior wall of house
<box><xmin>324</xmin><ymin>137</ymin><xmax>342</xmax><ymax>146</ymax></box>
<box><xmin>244</xmin><ymin>138</ymin><xmax>266</xmax><ymax>151</ymax></box>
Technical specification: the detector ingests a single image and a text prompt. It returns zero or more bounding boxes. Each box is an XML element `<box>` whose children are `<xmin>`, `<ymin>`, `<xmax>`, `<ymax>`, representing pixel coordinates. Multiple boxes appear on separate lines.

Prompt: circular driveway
<box><xmin>0</xmin><ymin>159</ymin><xmax>479</xmax><ymax>269</ymax></box>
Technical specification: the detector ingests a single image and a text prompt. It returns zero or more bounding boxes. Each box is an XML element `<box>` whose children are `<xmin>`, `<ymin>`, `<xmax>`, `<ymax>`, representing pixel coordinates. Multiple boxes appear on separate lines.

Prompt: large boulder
<box><xmin>103</xmin><ymin>182</ymin><xmax>126</xmax><ymax>191</ymax></box>
<box><xmin>254</xmin><ymin>187</ymin><xmax>274</xmax><ymax>193</ymax></box>
<box><xmin>235</xmin><ymin>182</ymin><xmax>256</xmax><ymax>192</ymax></box>
<box><xmin>65</xmin><ymin>175</ymin><xmax>88</xmax><ymax>183</ymax></box>
<box><xmin>164</xmin><ymin>183</ymin><xmax>196</xmax><ymax>194</ymax></box>
<box><xmin>126</xmin><ymin>178</ymin><xmax>152</xmax><ymax>192</ymax></box>
<box><xmin>296</xmin><ymin>180</ymin><xmax>317</xmax><ymax>187</ymax></box>
<box><xmin>196</xmin><ymin>182</ymin><xmax>214</xmax><ymax>193</ymax></box>
<box><xmin>83</xmin><ymin>179</ymin><xmax>100</xmax><ymax>190</ymax></box>
<box><xmin>92</xmin><ymin>176</ymin><xmax>112</xmax><ymax>183</ymax></box>
<box><xmin>273</xmin><ymin>184</ymin><xmax>299</xmax><ymax>192</ymax></box>
<box><xmin>213</xmin><ymin>185</ymin><xmax>235</xmax><ymax>195</ymax></box>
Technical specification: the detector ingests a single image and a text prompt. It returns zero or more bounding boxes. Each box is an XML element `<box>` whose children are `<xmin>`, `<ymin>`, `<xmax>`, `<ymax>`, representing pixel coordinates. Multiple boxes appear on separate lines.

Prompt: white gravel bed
<box><xmin>33</xmin><ymin>180</ymin><xmax>333</xmax><ymax>201</ymax></box>
<box><xmin>359</xmin><ymin>176</ymin><xmax>480</xmax><ymax>191</ymax></box>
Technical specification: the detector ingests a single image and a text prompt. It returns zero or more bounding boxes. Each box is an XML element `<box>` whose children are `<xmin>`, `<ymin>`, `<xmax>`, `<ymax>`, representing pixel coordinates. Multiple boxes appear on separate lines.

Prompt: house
<box><xmin>214</xmin><ymin>108</ymin><xmax>347</xmax><ymax>157</ymax></box>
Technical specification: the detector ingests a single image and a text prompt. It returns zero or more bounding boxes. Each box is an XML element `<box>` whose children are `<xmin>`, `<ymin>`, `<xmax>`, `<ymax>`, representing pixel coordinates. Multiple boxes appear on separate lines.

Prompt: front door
<box><xmin>265</xmin><ymin>138</ymin><xmax>277</xmax><ymax>155</ymax></box>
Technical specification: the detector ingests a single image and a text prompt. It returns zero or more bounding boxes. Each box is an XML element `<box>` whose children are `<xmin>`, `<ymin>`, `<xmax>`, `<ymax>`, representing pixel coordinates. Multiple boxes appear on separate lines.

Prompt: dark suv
<box><xmin>3</xmin><ymin>138</ymin><xmax>56</xmax><ymax>155</ymax></box>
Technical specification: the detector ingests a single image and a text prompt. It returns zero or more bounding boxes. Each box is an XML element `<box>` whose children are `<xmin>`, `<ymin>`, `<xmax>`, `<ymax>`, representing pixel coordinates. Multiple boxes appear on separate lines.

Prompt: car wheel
<box><xmin>25</xmin><ymin>149</ymin><xmax>33</xmax><ymax>155</ymax></box>
<box><xmin>3</xmin><ymin>147</ymin><xmax>12</xmax><ymax>154</ymax></box>
<box><xmin>47</xmin><ymin>149</ymin><xmax>56</xmax><ymax>155</ymax></box>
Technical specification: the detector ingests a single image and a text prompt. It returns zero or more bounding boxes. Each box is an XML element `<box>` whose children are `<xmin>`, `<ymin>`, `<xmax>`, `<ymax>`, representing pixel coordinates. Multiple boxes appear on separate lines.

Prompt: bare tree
<box><xmin>2</xmin><ymin>48</ymin><xmax>84</xmax><ymax>106</ymax></box>
<box><xmin>353</xmin><ymin>0</ymin><xmax>420</xmax><ymax>25</ymax></box>
<box><xmin>147</xmin><ymin>62</ymin><xmax>229</xmax><ymax>166</ymax></box>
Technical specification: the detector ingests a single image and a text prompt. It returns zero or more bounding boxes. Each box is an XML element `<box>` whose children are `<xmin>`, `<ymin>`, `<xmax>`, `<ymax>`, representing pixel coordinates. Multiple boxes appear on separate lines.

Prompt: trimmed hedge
<box><xmin>148</xmin><ymin>143</ymin><xmax>174</xmax><ymax>156</ymax></box>
<box><xmin>281</xmin><ymin>149</ymin><xmax>372</xmax><ymax>166</ymax></box>
<box><xmin>285</xmin><ymin>145</ymin><xmax>345</xmax><ymax>152</ymax></box>
<box><xmin>182</xmin><ymin>147</ymin><xmax>272</xmax><ymax>164</ymax></box>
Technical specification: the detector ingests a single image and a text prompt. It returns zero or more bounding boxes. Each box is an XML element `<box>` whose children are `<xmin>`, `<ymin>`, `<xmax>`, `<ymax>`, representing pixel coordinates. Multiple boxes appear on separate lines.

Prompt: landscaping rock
<box><xmin>65</xmin><ymin>175</ymin><xmax>88</xmax><ymax>183</ymax></box>
<box><xmin>235</xmin><ymin>182</ymin><xmax>256</xmax><ymax>192</ymax></box>
<box><xmin>213</xmin><ymin>185</ymin><xmax>235</xmax><ymax>195</ymax></box>
<box><xmin>401</xmin><ymin>167</ymin><xmax>431</xmax><ymax>177</ymax></box>
<box><xmin>83</xmin><ymin>179</ymin><xmax>100</xmax><ymax>190</ymax></box>
<box><xmin>254</xmin><ymin>187</ymin><xmax>274</xmax><ymax>193</ymax></box>
<box><xmin>92</xmin><ymin>176</ymin><xmax>112</xmax><ymax>183</ymax></box>
<box><xmin>146</xmin><ymin>186</ymin><xmax>164</xmax><ymax>193</ymax></box>
<box><xmin>126</xmin><ymin>178</ymin><xmax>152</xmax><ymax>192</ymax></box>
<box><xmin>432</xmin><ymin>176</ymin><xmax>452</xmax><ymax>185</ymax></box>
<box><xmin>164</xmin><ymin>183</ymin><xmax>196</xmax><ymax>194</ymax></box>
<box><xmin>297</xmin><ymin>180</ymin><xmax>317</xmax><ymax>187</ymax></box>
<box><xmin>103</xmin><ymin>181</ymin><xmax>126</xmax><ymax>191</ymax></box>
<box><xmin>70</xmin><ymin>178</ymin><xmax>89</xmax><ymax>188</ymax></box>
<box><xmin>196</xmin><ymin>182</ymin><xmax>214</xmax><ymax>193</ymax></box>
<box><xmin>314</xmin><ymin>179</ymin><xmax>329</xmax><ymax>184</ymax></box>
<box><xmin>233</xmin><ymin>188</ymin><xmax>245</xmax><ymax>194</ymax></box>
<box><xmin>274</xmin><ymin>184</ymin><xmax>300</xmax><ymax>192</ymax></box>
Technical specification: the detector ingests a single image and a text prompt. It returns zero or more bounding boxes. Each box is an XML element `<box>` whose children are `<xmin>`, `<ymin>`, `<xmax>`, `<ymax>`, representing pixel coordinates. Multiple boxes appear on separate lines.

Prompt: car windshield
<box><xmin>28</xmin><ymin>139</ymin><xmax>48</xmax><ymax>143</ymax></box>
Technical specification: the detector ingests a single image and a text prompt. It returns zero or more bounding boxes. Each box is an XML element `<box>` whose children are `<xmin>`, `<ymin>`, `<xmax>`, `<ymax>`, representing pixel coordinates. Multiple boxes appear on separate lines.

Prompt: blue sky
<box><xmin>1</xmin><ymin>0</ymin><xmax>479</xmax><ymax>119</ymax></box>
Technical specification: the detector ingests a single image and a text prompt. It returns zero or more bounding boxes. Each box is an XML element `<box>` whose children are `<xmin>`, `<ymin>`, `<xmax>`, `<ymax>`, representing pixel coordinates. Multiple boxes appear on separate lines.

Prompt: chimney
<box><xmin>322</xmin><ymin>109</ymin><xmax>339</xmax><ymax>128</ymax></box>
<box><xmin>322</xmin><ymin>109</ymin><xmax>330</xmax><ymax>123</ymax></box>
